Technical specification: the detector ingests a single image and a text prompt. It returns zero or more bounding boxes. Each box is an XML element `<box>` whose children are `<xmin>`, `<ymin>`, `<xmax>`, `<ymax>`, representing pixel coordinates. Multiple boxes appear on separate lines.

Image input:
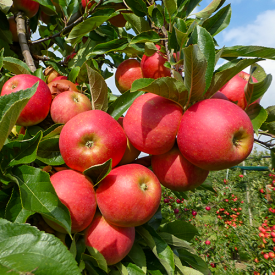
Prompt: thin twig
<box><xmin>15</xmin><ymin>12</ymin><xmax>36</xmax><ymax>72</ymax></box>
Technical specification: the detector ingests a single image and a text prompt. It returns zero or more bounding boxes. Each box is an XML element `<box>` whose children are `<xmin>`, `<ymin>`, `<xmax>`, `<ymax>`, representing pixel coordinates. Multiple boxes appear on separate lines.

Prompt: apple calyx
<box><xmin>85</xmin><ymin>140</ymin><xmax>94</xmax><ymax>148</ymax></box>
<box><xmin>140</xmin><ymin>182</ymin><xmax>148</xmax><ymax>191</ymax></box>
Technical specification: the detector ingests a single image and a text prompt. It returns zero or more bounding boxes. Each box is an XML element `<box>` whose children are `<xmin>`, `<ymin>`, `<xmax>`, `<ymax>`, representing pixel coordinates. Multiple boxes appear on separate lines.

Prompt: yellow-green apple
<box><xmin>48</xmin><ymin>79</ymin><xmax>78</xmax><ymax>99</ymax></box>
<box><xmin>44</xmin><ymin>169</ymin><xmax>97</xmax><ymax>233</ymax></box>
<box><xmin>141</xmin><ymin>45</ymin><xmax>171</xmax><ymax>79</ymax></box>
<box><xmin>115</xmin><ymin>59</ymin><xmax>143</xmax><ymax>94</ymax></box>
<box><xmin>177</xmin><ymin>99</ymin><xmax>254</xmax><ymax>171</ymax></box>
<box><xmin>123</xmin><ymin>93</ymin><xmax>183</xmax><ymax>155</ymax></box>
<box><xmin>50</xmin><ymin>91</ymin><xmax>92</xmax><ymax>124</ymax></box>
<box><xmin>85</xmin><ymin>213</ymin><xmax>135</xmax><ymax>265</ymax></box>
<box><xmin>117</xmin><ymin>117</ymin><xmax>140</xmax><ymax>165</ymax></box>
<box><xmin>59</xmin><ymin>110</ymin><xmax>127</xmax><ymax>172</ymax></box>
<box><xmin>151</xmin><ymin>143</ymin><xmax>209</xmax><ymax>191</ymax></box>
<box><xmin>96</xmin><ymin>163</ymin><xmax>162</xmax><ymax>227</ymax></box>
<box><xmin>219</xmin><ymin>71</ymin><xmax>259</xmax><ymax>109</ymax></box>
<box><xmin>1</xmin><ymin>74</ymin><xmax>52</xmax><ymax>126</ymax></box>
<box><xmin>11</xmin><ymin>0</ymin><xmax>39</xmax><ymax>18</ymax></box>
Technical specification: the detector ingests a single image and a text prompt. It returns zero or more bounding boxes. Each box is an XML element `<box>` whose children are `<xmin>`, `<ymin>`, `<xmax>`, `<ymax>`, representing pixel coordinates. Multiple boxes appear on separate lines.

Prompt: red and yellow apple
<box><xmin>44</xmin><ymin>169</ymin><xmax>97</xmax><ymax>233</ymax></box>
<box><xmin>123</xmin><ymin>93</ymin><xmax>183</xmax><ymax>155</ymax></box>
<box><xmin>85</xmin><ymin>213</ymin><xmax>135</xmax><ymax>265</ymax></box>
<box><xmin>1</xmin><ymin>74</ymin><xmax>52</xmax><ymax>126</ymax></box>
<box><xmin>141</xmin><ymin>45</ymin><xmax>171</xmax><ymax>79</ymax></box>
<box><xmin>96</xmin><ymin>163</ymin><xmax>162</xmax><ymax>227</ymax></box>
<box><xmin>219</xmin><ymin>71</ymin><xmax>259</xmax><ymax>109</ymax></box>
<box><xmin>59</xmin><ymin>110</ymin><xmax>127</xmax><ymax>172</ymax></box>
<box><xmin>50</xmin><ymin>91</ymin><xmax>92</xmax><ymax>124</ymax></box>
<box><xmin>177</xmin><ymin>99</ymin><xmax>254</xmax><ymax>171</ymax></box>
<box><xmin>115</xmin><ymin>59</ymin><xmax>143</xmax><ymax>94</ymax></box>
<box><xmin>151</xmin><ymin>143</ymin><xmax>209</xmax><ymax>191</ymax></box>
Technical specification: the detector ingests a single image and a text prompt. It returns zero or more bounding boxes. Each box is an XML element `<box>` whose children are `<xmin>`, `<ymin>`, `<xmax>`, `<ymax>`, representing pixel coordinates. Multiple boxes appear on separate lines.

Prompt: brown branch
<box><xmin>15</xmin><ymin>12</ymin><xmax>36</xmax><ymax>72</ymax></box>
<box><xmin>161</xmin><ymin>26</ymin><xmax>174</xmax><ymax>78</ymax></box>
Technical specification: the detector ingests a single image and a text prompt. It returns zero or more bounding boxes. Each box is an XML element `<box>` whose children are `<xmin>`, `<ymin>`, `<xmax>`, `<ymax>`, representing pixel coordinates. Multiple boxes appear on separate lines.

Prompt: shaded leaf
<box><xmin>130</xmin><ymin>31</ymin><xmax>160</xmax><ymax>44</ymax></box>
<box><xmin>86</xmin><ymin>64</ymin><xmax>108</xmax><ymax>111</ymax></box>
<box><xmin>0</xmin><ymin>83</ymin><xmax>37</xmax><ymax>151</ymax></box>
<box><xmin>12</xmin><ymin>165</ymin><xmax>71</xmax><ymax>234</ymax></box>
<box><xmin>123</xmin><ymin>13</ymin><xmax>151</xmax><ymax>34</ymax></box>
<box><xmin>84</xmin><ymin>246</ymin><xmax>108</xmax><ymax>273</ymax></box>
<box><xmin>125</xmin><ymin>0</ymin><xmax>147</xmax><ymax>17</ymax></box>
<box><xmin>0</xmin><ymin>219</ymin><xmax>80</xmax><ymax>275</ymax></box>
<box><xmin>107</xmin><ymin>91</ymin><xmax>144</xmax><ymax>120</ymax></box>
<box><xmin>127</xmin><ymin>242</ymin><xmax>147</xmax><ymax>274</ymax></box>
<box><xmin>195</xmin><ymin>180</ymin><xmax>216</xmax><ymax>192</ymax></box>
<box><xmin>92</xmin><ymin>38</ymin><xmax>128</xmax><ymax>55</ymax></box>
<box><xmin>246</xmin><ymin>103</ymin><xmax>268</xmax><ymax>134</ymax></box>
<box><xmin>125</xmin><ymin>262</ymin><xmax>146</xmax><ymax>275</ymax></box>
<box><xmin>131</xmin><ymin>77</ymin><xmax>188</xmax><ymax>108</ymax></box>
<box><xmin>2</xmin><ymin>57</ymin><xmax>31</xmax><ymax>75</ymax></box>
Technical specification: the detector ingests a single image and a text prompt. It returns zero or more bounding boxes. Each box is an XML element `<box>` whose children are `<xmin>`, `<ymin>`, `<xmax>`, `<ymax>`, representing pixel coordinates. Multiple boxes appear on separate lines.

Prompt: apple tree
<box><xmin>1</xmin><ymin>0</ymin><xmax>275</xmax><ymax>274</ymax></box>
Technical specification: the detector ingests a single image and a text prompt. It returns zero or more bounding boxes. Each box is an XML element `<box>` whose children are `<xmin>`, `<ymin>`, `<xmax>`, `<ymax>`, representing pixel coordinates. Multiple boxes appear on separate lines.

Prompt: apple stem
<box><xmin>15</xmin><ymin>12</ymin><xmax>36</xmax><ymax>73</ymax></box>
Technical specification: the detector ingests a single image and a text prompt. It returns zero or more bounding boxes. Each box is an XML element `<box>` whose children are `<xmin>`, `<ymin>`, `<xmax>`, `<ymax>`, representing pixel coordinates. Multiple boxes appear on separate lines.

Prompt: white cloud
<box><xmin>222</xmin><ymin>10</ymin><xmax>275</xmax><ymax>47</ymax></box>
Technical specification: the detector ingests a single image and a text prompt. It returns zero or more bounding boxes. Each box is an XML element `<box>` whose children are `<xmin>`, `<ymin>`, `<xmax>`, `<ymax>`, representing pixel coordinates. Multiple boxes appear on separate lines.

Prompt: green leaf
<box><xmin>125</xmin><ymin>262</ymin><xmax>146</xmax><ymax>275</ymax></box>
<box><xmin>107</xmin><ymin>91</ymin><xmax>144</xmax><ymax>120</ymax></box>
<box><xmin>0</xmin><ymin>219</ymin><xmax>81</xmax><ymax>275</ymax></box>
<box><xmin>221</xmin><ymin>45</ymin><xmax>275</xmax><ymax>60</ymax></box>
<box><xmin>175</xmin><ymin>255</ymin><xmax>204</xmax><ymax>275</ymax></box>
<box><xmin>0</xmin><ymin>131</ymin><xmax>42</xmax><ymax>168</ymax></box>
<box><xmin>194</xmin><ymin>0</ymin><xmax>224</xmax><ymax>19</ymax></box>
<box><xmin>136</xmin><ymin>226</ymin><xmax>175</xmax><ymax>275</ymax></box>
<box><xmin>206</xmin><ymin>58</ymin><xmax>262</xmax><ymax>98</ymax></box>
<box><xmin>84</xmin><ymin>246</ymin><xmax>108</xmax><ymax>272</ymax></box>
<box><xmin>12</xmin><ymin>165</ymin><xmax>71</xmax><ymax>234</ymax></box>
<box><xmin>131</xmin><ymin>77</ymin><xmax>188</xmax><ymax>108</ymax></box>
<box><xmin>0</xmin><ymin>83</ymin><xmax>37</xmax><ymax>151</ymax></box>
<box><xmin>130</xmin><ymin>31</ymin><xmax>161</xmax><ymax>44</ymax></box>
<box><xmin>177</xmin><ymin>249</ymin><xmax>210</xmax><ymax>275</ymax></box>
<box><xmin>123</xmin><ymin>13</ymin><xmax>151</xmax><ymax>34</ymax></box>
<box><xmin>42</xmin><ymin>124</ymin><xmax>64</xmax><ymax>139</ymax></box>
<box><xmin>202</xmin><ymin>4</ymin><xmax>231</xmax><ymax>37</ymax></box>
<box><xmin>127</xmin><ymin>242</ymin><xmax>147</xmax><ymax>274</ymax></box>
<box><xmin>92</xmin><ymin>38</ymin><xmax>128</xmax><ymax>55</ymax></box>
<box><xmin>37</xmin><ymin>137</ymin><xmax>65</xmax><ymax>166</ymax></box>
<box><xmin>163</xmin><ymin>0</ymin><xmax>177</xmax><ymax>22</ymax></box>
<box><xmin>195</xmin><ymin>180</ymin><xmax>216</xmax><ymax>192</ymax></box>
<box><xmin>67</xmin><ymin>12</ymin><xmax>119</xmax><ymax>45</ymax></box>
<box><xmin>152</xmin><ymin>7</ymin><xmax>164</xmax><ymax>29</ymax></box>
<box><xmin>34</xmin><ymin>0</ymin><xmax>56</xmax><ymax>13</ymax></box>
<box><xmin>0</xmin><ymin>0</ymin><xmax>13</xmax><ymax>14</ymax></box>
<box><xmin>246</xmin><ymin>103</ymin><xmax>268</xmax><ymax>134</ymax></box>
<box><xmin>2</xmin><ymin>57</ymin><xmax>31</xmax><ymax>75</ymax></box>
<box><xmin>159</xmin><ymin>220</ymin><xmax>198</xmax><ymax>242</ymax></box>
<box><xmin>158</xmin><ymin>232</ymin><xmax>195</xmax><ymax>253</ymax></box>
<box><xmin>190</xmin><ymin>26</ymin><xmax>216</xmax><ymax>92</ymax></box>
<box><xmin>68</xmin><ymin>66</ymin><xmax>80</xmax><ymax>83</ymax></box>
<box><xmin>33</xmin><ymin>67</ymin><xmax>45</xmax><ymax>81</ymax></box>
<box><xmin>5</xmin><ymin>187</ymin><xmax>34</xmax><ymax>223</ymax></box>
<box><xmin>83</xmin><ymin>159</ymin><xmax>112</xmax><ymax>186</ymax></box>
<box><xmin>170</xmin><ymin>190</ymin><xmax>188</xmax><ymax>200</ymax></box>
<box><xmin>86</xmin><ymin>64</ymin><xmax>109</xmax><ymax>111</ymax></box>
<box><xmin>125</xmin><ymin>0</ymin><xmax>147</xmax><ymax>17</ymax></box>
<box><xmin>183</xmin><ymin>44</ymin><xmax>207</xmax><ymax>102</ymax></box>
<box><xmin>251</xmin><ymin>63</ymin><xmax>267</xmax><ymax>82</ymax></box>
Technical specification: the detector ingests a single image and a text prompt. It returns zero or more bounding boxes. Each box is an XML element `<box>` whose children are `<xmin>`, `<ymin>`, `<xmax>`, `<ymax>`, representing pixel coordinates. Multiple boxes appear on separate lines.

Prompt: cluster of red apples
<box><xmin>0</xmin><ymin>42</ymin><xmax>257</xmax><ymax>265</ymax></box>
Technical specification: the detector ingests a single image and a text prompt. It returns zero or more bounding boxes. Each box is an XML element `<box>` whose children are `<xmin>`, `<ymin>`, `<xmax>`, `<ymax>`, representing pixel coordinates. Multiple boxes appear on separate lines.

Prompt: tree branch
<box><xmin>15</xmin><ymin>12</ymin><xmax>36</xmax><ymax>72</ymax></box>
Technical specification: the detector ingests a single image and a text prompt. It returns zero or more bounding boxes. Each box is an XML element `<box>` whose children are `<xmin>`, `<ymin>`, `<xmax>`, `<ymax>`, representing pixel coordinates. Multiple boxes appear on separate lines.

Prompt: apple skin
<box><xmin>59</xmin><ymin>110</ymin><xmax>127</xmax><ymax>172</ymax></box>
<box><xmin>81</xmin><ymin>0</ymin><xmax>95</xmax><ymax>9</ymax></box>
<box><xmin>141</xmin><ymin>45</ymin><xmax>171</xmax><ymax>79</ymax></box>
<box><xmin>96</xmin><ymin>163</ymin><xmax>162</xmax><ymax>227</ymax></box>
<box><xmin>151</xmin><ymin>143</ymin><xmax>209</xmax><ymax>191</ymax></box>
<box><xmin>117</xmin><ymin>117</ymin><xmax>140</xmax><ymax>165</ymax></box>
<box><xmin>177</xmin><ymin>99</ymin><xmax>254</xmax><ymax>171</ymax></box>
<box><xmin>85</xmin><ymin>213</ymin><xmax>135</xmax><ymax>265</ymax></box>
<box><xmin>11</xmin><ymin>0</ymin><xmax>39</xmax><ymax>18</ymax></box>
<box><xmin>48</xmin><ymin>79</ymin><xmax>79</xmax><ymax>99</ymax></box>
<box><xmin>123</xmin><ymin>93</ymin><xmax>183</xmax><ymax>155</ymax></box>
<box><xmin>44</xmin><ymin>169</ymin><xmax>97</xmax><ymax>233</ymax></box>
<box><xmin>8</xmin><ymin>16</ymin><xmax>19</xmax><ymax>42</ymax></box>
<box><xmin>115</xmin><ymin>59</ymin><xmax>143</xmax><ymax>94</ymax></box>
<box><xmin>219</xmin><ymin>71</ymin><xmax>259</xmax><ymax>109</ymax></box>
<box><xmin>50</xmin><ymin>91</ymin><xmax>92</xmax><ymax>124</ymax></box>
<box><xmin>1</xmin><ymin>74</ymin><xmax>52</xmax><ymax>126</ymax></box>
<box><xmin>211</xmin><ymin>91</ymin><xmax>229</xmax><ymax>100</ymax></box>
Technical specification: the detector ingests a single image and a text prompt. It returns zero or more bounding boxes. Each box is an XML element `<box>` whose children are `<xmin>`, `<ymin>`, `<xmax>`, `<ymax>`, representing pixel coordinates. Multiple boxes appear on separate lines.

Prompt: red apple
<box><xmin>64</xmin><ymin>52</ymin><xmax>76</xmax><ymax>63</ymax></box>
<box><xmin>85</xmin><ymin>213</ymin><xmax>135</xmax><ymax>265</ymax></box>
<box><xmin>50</xmin><ymin>91</ymin><xmax>92</xmax><ymax>124</ymax></box>
<box><xmin>81</xmin><ymin>0</ymin><xmax>95</xmax><ymax>10</ymax></box>
<box><xmin>117</xmin><ymin>117</ymin><xmax>140</xmax><ymax>165</ymax></box>
<box><xmin>123</xmin><ymin>93</ymin><xmax>183</xmax><ymax>155</ymax></box>
<box><xmin>108</xmin><ymin>3</ymin><xmax>131</xmax><ymax>28</ymax></box>
<box><xmin>1</xmin><ymin>74</ymin><xmax>52</xmax><ymax>126</ymax></box>
<box><xmin>141</xmin><ymin>45</ymin><xmax>171</xmax><ymax>79</ymax></box>
<box><xmin>115</xmin><ymin>59</ymin><xmax>143</xmax><ymax>94</ymax></box>
<box><xmin>219</xmin><ymin>71</ymin><xmax>259</xmax><ymax>109</ymax></box>
<box><xmin>8</xmin><ymin>16</ymin><xmax>31</xmax><ymax>42</ymax></box>
<box><xmin>151</xmin><ymin>143</ymin><xmax>209</xmax><ymax>191</ymax></box>
<box><xmin>211</xmin><ymin>91</ymin><xmax>229</xmax><ymax>100</ymax></box>
<box><xmin>177</xmin><ymin>99</ymin><xmax>254</xmax><ymax>171</ymax></box>
<box><xmin>44</xmin><ymin>169</ymin><xmax>97</xmax><ymax>233</ymax></box>
<box><xmin>59</xmin><ymin>110</ymin><xmax>127</xmax><ymax>172</ymax></box>
<box><xmin>48</xmin><ymin>79</ymin><xmax>79</xmax><ymax>99</ymax></box>
<box><xmin>11</xmin><ymin>0</ymin><xmax>39</xmax><ymax>18</ymax></box>
<box><xmin>52</xmin><ymin>76</ymin><xmax>67</xmax><ymax>82</ymax></box>
<box><xmin>40</xmin><ymin>10</ymin><xmax>51</xmax><ymax>24</ymax></box>
<box><xmin>96</xmin><ymin>163</ymin><xmax>162</xmax><ymax>227</ymax></box>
